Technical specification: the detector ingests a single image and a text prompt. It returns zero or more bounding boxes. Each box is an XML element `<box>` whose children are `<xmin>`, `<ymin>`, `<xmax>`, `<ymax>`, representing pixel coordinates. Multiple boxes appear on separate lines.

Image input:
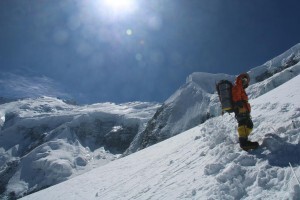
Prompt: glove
<box><xmin>235</xmin><ymin>101</ymin><xmax>244</xmax><ymax>108</ymax></box>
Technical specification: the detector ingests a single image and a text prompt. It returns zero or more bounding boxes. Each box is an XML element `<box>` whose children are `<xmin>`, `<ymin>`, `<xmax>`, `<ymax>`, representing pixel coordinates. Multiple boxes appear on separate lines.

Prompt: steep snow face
<box><xmin>0</xmin><ymin>97</ymin><xmax>160</xmax><ymax>198</ymax></box>
<box><xmin>126</xmin><ymin>44</ymin><xmax>300</xmax><ymax>155</ymax></box>
<box><xmin>20</xmin><ymin>75</ymin><xmax>300</xmax><ymax>200</ymax></box>
<box><xmin>124</xmin><ymin>73</ymin><xmax>235</xmax><ymax>154</ymax></box>
<box><xmin>184</xmin><ymin>72</ymin><xmax>235</xmax><ymax>94</ymax></box>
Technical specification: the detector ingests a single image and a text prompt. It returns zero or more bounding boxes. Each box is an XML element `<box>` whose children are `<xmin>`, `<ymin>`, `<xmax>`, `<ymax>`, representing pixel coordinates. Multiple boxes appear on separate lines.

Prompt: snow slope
<box><xmin>0</xmin><ymin>97</ymin><xmax>160</xmax><ymax>198</ymax></box>
<box><xmin>21</xmin><ymin>75</ymin><xmax>300</xmax><ymax>200</ymax></box>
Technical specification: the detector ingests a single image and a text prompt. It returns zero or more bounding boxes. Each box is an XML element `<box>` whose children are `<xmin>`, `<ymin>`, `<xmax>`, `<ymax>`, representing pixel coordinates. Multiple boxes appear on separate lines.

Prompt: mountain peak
<box><xmin>186</xmin><ymin>72</ymin><xmax>235</xmax><ymax>94</ymax></box>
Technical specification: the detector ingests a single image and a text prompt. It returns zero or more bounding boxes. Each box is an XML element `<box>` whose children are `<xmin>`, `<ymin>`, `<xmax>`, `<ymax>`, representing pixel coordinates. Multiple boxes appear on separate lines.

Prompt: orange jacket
<box><xmin>232</xmin><ymin>74</ymin><xmax>251</xmax><ymax>112</ymax></box>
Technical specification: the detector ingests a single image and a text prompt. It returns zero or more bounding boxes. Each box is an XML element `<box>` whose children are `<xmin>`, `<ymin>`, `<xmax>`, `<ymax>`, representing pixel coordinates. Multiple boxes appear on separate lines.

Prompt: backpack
<box><xmin>216</xmin><ymin>80</ymin><xmax>234</xmax><ymax>113</ymax></box>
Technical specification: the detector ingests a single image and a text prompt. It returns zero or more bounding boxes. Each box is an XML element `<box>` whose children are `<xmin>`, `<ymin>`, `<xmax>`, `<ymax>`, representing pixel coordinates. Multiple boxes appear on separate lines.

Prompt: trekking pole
<box><xmin>289</xmin><ymin>162</ymin><xmax>300</xmax><ymax>186</ymax></box>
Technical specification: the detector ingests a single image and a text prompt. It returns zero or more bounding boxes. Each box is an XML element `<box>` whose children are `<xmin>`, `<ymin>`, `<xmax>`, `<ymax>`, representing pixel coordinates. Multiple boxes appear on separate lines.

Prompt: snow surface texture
<box><xmin>0</xmin><ymin>98</ymin><xmax>160</xmax><ymax>198</ymax></box>
<box><xmin>21</xmin><ymin>74</ymin><xmax>300</xmax><ymax>200</ymax></box>
<box><xmin>125</xmin><ymin>43</ymin><xmax>300</xmax><ymax>154</ymax></box>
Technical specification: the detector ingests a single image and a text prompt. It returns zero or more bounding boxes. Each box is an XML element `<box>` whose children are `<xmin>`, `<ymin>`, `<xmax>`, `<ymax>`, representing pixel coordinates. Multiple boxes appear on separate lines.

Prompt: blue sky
<box><xmin>0</xmin><ymin>0</ymin><xmax>300</xmax><ymax>103</ymax></box>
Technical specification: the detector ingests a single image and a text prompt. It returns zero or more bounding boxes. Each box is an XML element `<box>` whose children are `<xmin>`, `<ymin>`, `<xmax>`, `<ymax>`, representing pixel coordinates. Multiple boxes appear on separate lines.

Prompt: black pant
<box><xmin>235</xmin><ymin>113</ymin><xmax>253</xmax><ymax>129</ymax></box>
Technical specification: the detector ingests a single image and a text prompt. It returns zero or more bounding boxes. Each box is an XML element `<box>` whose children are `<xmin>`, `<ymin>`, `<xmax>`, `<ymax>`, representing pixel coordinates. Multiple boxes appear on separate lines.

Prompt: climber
<box><xmin>232</xmin><ymin>73</ymin><xmax>259</xmax><ymax>151</ymax></box>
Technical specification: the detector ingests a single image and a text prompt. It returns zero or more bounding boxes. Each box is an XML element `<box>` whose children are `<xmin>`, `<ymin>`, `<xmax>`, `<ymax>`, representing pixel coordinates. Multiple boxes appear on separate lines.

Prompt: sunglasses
<box><xmin>242</xmin><ymin>77</ymin><xmax>248</xmax><ymax>83</ymax></box>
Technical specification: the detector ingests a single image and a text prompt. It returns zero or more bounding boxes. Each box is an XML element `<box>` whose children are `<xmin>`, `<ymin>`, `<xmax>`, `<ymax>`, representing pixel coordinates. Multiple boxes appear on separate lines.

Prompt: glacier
<box><xmin>0</xmin><ymin>98</ymin><xmax>160</xmax><ymax>198</ymax></box>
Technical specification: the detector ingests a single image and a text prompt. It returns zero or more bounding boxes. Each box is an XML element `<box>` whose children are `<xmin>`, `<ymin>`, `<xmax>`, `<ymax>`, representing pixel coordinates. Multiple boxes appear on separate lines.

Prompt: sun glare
<box><xmin>103</xmin><ymin>0</ymin><xmax>137</xmax><ymax>16</ymax></box>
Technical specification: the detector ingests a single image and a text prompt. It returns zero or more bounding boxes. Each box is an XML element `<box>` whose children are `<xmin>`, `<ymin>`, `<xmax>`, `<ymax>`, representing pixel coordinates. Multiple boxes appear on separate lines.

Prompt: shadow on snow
<box><xmin>251</xmin><ymin>133</ymin><xmax>300</xmax><ymax>167</ymax></box>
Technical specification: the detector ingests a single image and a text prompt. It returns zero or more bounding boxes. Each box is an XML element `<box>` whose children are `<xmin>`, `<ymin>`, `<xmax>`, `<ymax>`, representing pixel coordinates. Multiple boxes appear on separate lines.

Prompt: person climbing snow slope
<box><xmin>232</xmin><ymin>73</ymin><xmax>259</xmax><ymax>151</ymax></box>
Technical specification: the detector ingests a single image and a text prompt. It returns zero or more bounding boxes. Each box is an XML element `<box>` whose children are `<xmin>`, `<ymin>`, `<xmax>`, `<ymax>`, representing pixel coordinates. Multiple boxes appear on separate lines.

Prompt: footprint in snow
<box><xmin>253</xmin><ymin>133</ymin><xmax>300</xmax><ymax>167</ymax></box>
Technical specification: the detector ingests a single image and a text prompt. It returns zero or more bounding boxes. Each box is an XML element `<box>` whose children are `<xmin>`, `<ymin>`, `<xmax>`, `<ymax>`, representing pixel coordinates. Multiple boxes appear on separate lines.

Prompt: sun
<box><xmin>102</xmin><ymin>0</ymin><xmax>137</xmax><ymax>16</ymax></box>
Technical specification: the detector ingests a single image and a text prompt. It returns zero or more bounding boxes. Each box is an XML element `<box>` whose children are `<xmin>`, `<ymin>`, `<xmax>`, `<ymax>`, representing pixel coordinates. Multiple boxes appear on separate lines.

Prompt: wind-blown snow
<box><xmin>0</xmin><ymin>72</ymin><xmax>71</xmax><ymax>100</ymax></box>
<box><xmin>21</xmin><ymin>75</ymin><xmax>300</xmax><ymax>200</ymax></box>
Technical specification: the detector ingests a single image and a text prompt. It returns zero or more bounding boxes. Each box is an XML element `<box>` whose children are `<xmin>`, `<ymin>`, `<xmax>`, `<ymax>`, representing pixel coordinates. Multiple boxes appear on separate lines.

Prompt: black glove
<box><xmin>235</xmin><ymin>101</ymin><xmax>244</xmax><ymax>108</ymax></box>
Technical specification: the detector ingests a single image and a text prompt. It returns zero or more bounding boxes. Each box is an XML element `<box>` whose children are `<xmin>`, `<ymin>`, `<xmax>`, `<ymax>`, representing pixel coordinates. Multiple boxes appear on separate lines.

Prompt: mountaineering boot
<box><xmin>239</xmin><ymin>137</ymin><xmax>259</xmax><ymax>151</ymax></box>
